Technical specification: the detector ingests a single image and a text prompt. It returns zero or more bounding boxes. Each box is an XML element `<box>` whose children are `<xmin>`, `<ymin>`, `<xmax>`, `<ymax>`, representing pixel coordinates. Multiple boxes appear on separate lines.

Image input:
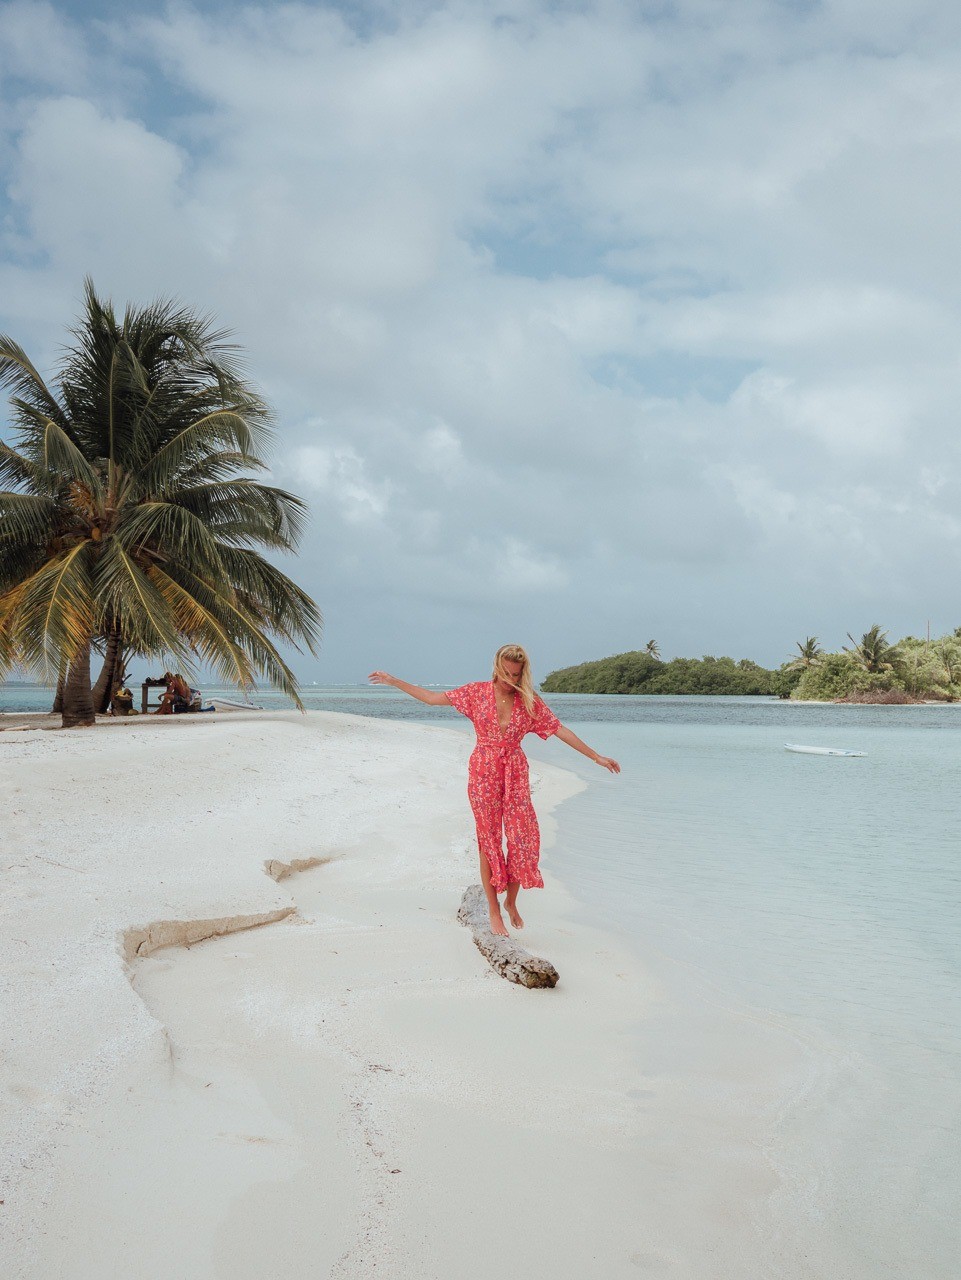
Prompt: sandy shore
<box><xmin>0</xmin><ymin>711</ymin><xmax>660</xmax><ymax>1277</ymax></box>
<box><xmin>1</xmin><ymin>710</ymin><xmax>823</xmax><ymax>1279</ymax></box>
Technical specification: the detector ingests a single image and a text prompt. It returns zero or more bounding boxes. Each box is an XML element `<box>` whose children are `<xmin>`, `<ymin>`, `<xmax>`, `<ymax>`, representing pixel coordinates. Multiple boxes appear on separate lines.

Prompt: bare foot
<box><xmin>505</xmin><ymin>901</ymin><xmax>524</xmax><ymax>929</ymax></box>
<box><xmin>489</xmin><ymin>908</ymin><xmax>509</xmax><ymax>937</ymax></box>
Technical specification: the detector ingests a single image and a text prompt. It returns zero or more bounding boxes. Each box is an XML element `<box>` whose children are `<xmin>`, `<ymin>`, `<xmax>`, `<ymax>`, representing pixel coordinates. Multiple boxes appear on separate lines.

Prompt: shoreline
<box><xmin>6</xmin><ymin>694</ymin><xmax>961</xmax><ymax>729</ymax></box>
<box><xmin>0</xmin><ymin>703</ymin><xmax>269</xmax><ymax>731</ymax></box>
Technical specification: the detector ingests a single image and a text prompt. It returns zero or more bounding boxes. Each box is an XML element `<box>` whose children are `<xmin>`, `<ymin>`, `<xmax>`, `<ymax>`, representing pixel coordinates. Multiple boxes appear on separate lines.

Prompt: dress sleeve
<box><xmin>445</xmin><ymin>683</ymin><xmax>476</xmax><ymax>719</ymax></box>
<box><xmin>531</xmin><ymin>697</ymin><xmax>561</xmax><ymax>740</ymax></box>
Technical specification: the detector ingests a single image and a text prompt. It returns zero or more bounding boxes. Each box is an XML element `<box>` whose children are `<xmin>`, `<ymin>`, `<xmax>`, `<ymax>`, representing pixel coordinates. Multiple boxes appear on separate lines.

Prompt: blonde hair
<box><xmin>492</xmin><ymin>644</ymin><xmax>536</xmax><ymax>715</ymax></box>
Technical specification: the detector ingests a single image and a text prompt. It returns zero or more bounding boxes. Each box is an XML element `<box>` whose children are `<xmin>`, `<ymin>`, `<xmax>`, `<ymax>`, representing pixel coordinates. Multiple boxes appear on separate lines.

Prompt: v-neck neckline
<box><xmin>491</xmin><ymin>681</ymin><xmax>516</xmax><ymax>735</ymax></box>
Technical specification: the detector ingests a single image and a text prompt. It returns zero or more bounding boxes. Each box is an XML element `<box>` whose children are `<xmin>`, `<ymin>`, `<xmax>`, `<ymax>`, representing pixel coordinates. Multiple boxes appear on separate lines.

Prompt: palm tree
<box><xmin>843</xmin><ymin>624</ymin><xmax>898</xmax><ymax>674</ymax></box>
<box><xmin>938</xmin><ymin>640</ymin><xmax>961</xmax><ymax>687</ymax></box>
<box><xmin>644</xmin><ymin>639</ymin><xmax>661</xmax><ymax>661</ymax></box>
<box><xmin>0</xmin><ymin>280</ymin><xmax>321</xmax><ymax>727</ymax></box>
<box><xmin>787</xmin><ymin>636</ymin><xmax>823</xmax><ymax>670</ymax></box>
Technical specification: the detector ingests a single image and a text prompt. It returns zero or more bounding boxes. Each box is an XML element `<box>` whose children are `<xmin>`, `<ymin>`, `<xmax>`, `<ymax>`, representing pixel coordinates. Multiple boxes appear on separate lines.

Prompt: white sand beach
<box><xmin>1</xmin><ymin>712</ymin><xmax>813</xmax><ymax>1279</ymax></box>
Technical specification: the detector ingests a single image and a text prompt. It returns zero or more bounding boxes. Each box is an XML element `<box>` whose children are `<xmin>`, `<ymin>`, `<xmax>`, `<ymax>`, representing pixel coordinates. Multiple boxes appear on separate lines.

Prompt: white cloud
<box><xmin>417</xmin><ymin>422</ymin><xmax>464</xmax><ymax>473</ymax></box>
<box><xmin>727</xmin><ymin>368</ymin><xmax>916</xmax><ymax>456</ymax></box>
<box><xmin>489</xmin><ymin>536</ymin><xmax>569</xmax><ymax>593</ymax></box>
<box><xmin>0</xmin><ymin>1</ymin><xmax>88</xmax><ymax>92</ymax></box>
<box><xmin>11</xmin><ymin>97</ymin><xmax>186</xmax><ymax>271</ymax></box>
<box><xmin>290</xmin><ymin>442</ymin><xmax>392</xmax><ymax>525</ymax></box>
<box><xmin>3</xmin><ymin>0</ymin><xmax>961</xmax><ymax>677</ymax></box>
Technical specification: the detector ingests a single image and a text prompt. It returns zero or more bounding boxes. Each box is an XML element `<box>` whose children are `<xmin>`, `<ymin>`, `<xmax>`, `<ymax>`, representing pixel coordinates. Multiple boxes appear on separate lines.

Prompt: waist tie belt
<box><xmin>474</xmin><ymin>740</ymin><xmax>525</xmax><ymax>791</ymax></box>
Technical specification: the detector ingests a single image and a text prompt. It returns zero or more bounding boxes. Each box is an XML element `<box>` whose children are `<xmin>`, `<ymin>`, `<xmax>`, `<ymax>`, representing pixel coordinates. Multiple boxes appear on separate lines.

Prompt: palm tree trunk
<box><xmin>52</xmin><ymin>675</ymin><xmax>64</xmax><ymax>714</ymax></box>
<box><xmin>62</xmin><ymin>642</ymin><xmax>95</xmax><ymax>728</ymax></box>
<box><xmin>92</xmin><ymin>630</ymin><xmax>122</xmax><ymax>713</ymax></box>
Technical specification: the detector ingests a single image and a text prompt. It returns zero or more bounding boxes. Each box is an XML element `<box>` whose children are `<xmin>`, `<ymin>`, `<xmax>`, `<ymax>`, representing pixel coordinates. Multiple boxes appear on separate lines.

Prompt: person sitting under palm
<box><xmin>155</xmin><ymin>671</ymin><xmax>191</xmax><ymax>715</ymax></box>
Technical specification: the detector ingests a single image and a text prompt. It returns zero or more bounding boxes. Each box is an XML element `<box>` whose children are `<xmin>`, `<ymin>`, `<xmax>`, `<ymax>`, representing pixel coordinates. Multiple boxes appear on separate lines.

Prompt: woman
<box><xmin>155</xmin><ymin>671</ymin><xmax>191</xmax><ymax>715</ymax></box>
<box><xmin>370</xmin><ymin>644</ymin><xmax>619</xmax><ymax>937</ymax></box>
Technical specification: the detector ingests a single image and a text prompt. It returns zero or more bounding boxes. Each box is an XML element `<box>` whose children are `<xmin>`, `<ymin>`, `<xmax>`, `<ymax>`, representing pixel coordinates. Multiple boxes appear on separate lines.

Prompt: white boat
<box><xmin>785</xmin><ymin>743</ymin><xmax>865</xmax><ymax>757</ymax></box>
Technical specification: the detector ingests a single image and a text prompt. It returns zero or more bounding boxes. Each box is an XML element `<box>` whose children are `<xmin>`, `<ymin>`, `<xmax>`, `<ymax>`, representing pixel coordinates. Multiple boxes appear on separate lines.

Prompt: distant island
<box><xmin>541</xmin><ymin>627</ymin><xmax>961</xmax><ymax>702</ymax></box>
<box><xmin>541</xmin><ymin>651</ymin><xmax>789</xmax><ymax>697</ymax></box>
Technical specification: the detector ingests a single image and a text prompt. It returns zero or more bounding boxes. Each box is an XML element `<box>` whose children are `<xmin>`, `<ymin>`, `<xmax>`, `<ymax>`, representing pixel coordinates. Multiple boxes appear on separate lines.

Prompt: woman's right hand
<box><xmin>368</xmin><ymin>671</ymin><xmax>396</xmax><ymax>687</ymax></box>
<box><xmin>595</xmin><ymin>755</ymin><xmax>621</xmax><ymax>774</ymax></box>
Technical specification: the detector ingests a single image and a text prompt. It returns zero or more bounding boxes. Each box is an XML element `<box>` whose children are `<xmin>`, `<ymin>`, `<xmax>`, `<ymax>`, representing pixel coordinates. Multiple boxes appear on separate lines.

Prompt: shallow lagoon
<box><xmin>533</xmin><ymin>700</ymin><xmax>960</xmax><ymax>1278</ymax></box>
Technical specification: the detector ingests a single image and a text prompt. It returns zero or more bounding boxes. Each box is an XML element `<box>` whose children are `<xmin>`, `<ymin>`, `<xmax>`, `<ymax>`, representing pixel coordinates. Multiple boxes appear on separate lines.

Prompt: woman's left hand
<box><xmin>594</xmin><ymin>756</ymin><xmax>621</xmax><ymax>774</ymax></box>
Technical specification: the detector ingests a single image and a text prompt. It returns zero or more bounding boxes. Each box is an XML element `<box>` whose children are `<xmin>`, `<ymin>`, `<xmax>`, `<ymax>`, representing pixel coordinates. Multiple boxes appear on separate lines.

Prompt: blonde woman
<box><xmin>370</xmin><ymin>644</ymin><xmax>620</xmax><ymax>937</ymax></box>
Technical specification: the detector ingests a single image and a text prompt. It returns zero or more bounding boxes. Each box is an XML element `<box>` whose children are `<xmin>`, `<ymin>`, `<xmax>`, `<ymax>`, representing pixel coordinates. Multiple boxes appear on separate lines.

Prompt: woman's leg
<box><xmin>477</xmin><ymin>843</ymin><xmax>508</xmax><ymax>936</ymax></box>
<box><xmin>503</xmin><ymin>785</ymin><xmax>545</xmax><ymax>901</ymax></box>
<box><xmin>504</xmin><ymin>881</ymin><xmax>524</xmax><ymax>929</ymax></box>
<box><xmin>468</xmin><ymin>776</ymin><xmax>509</xmax><ymax>935</ymax></box>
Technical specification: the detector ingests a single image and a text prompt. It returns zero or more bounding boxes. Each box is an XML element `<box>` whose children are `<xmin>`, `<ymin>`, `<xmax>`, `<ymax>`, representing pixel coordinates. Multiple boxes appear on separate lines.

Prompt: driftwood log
<box><xmin>457</xmin><ymin>884</ymin><xmax>559</xmax><ymax>988</ymax></box>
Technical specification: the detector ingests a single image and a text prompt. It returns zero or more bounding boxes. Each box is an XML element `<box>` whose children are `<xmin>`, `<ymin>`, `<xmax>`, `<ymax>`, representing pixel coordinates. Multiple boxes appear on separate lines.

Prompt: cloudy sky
<box><xmin>2</xmin><ymin>0</ymin><xmax>960</xmax><ymax>685</ymax></box>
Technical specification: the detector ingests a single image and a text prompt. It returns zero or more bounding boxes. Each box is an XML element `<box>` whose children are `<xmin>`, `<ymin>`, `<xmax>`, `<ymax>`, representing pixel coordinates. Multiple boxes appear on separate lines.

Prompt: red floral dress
<box><xmin>445</xmin><ymin>681</ymin><xmax>561</xmax><ymax>892</ymax></box>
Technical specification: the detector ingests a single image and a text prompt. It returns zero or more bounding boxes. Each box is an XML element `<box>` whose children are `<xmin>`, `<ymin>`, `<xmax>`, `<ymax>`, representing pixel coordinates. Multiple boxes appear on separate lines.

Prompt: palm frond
<box><xmin>0</xmin><ymin>441</ymin><xmax>58</xmax><ymax>494</ymax></box>
<box><xmin>0</xmin><ymin>580</ymin><xmax>29</xmax><ymax>676</ymax></box>
<box><xmin>0</xmin><ymin>335</ymin><xmax>69</xmax><ymax>429</ymax></box>
<box><xmin>148</xmin><ymin>564</ymin><xmax>258</xmax><ymax>689</ymax></box>
<box><xmin>0</xmin><ymin>538</ymin><xmax>49</xmax><ymax>594</ymax></box>
<box><xmin>34</xmin><ymin>413</ymin><xmax>103</xmax><ymax>495</ymax></box>
<box><xmin>115</xmin><ymin>500</ymin><xmax>226</xmax><ymax>578</ymax></box>
<box><xmin>174</xmin><ymin>450</ymin><xmax>268</xmax><ymax>486</ymax></box>
<box><xmin>215</xmin><ymin>546</ymin><xmax>322</xmax><ymax>650</ymax></box>
<box><xmin>138</xmin><ymin>409</ymin><xmax>262</xmax><ymax>494</ymax></box>
<box><xmin>93</xmin><ymin>539</ymin><xmax>184</xmax><ymax>656</ymax></box>
<box><xmin>175</xmin><ymin>480</ymin><xmax>307</xmax><ymax>547</ymax></box>
<box><xmin>0</xmin><ymin>491</ymin><xmax>57</xmax><ymax>548</ymax></box>
<box><xmin>161</xmin><ymin>562</ymin><xmax>305</xmax><ymax>707</ymax></box>
<box><xmin>0</xmin><ymin>621</ymin><xmax>17</xmax><ymax>675</ymax></box>
<box><xmin>11</xmin><ymin>542</ymin><xmax>96</xmax><ymax>674</ymax></box>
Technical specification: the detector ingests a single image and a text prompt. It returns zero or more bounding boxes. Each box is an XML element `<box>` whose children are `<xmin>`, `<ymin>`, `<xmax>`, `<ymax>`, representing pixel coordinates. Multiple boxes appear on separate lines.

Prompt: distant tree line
<box><xmin>541</xmin><ymin>650</ymin><xmax>791</xmax><ymax>696</ymax></box>
<box><xmin>541</xmin><ymin>626</ymin><xmax>961</xmax><ymax>701</ymax></box>
<box><xmin>788</xmin><ymin>626</ymin><xmax>961</xmax><ymax>702</ymax></box>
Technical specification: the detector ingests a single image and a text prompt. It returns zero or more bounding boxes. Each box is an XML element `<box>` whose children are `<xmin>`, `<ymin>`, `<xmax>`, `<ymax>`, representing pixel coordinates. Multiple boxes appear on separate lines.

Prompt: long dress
<box><xmin>445</xmin><ymin>681</ymin><xmax>561</xmax><ymax>893</ymax></box>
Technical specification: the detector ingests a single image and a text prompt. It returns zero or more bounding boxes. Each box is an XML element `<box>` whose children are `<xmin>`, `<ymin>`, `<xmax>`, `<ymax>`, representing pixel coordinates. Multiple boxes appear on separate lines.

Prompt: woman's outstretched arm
<box><xmin>555</xmin><ymin>724</ymin><xmax>621</xmax><ymax>774</ymax></box>
<box><xmin>368</xmin><ymin>671</ymin><xmax>452</xmax><ymax>706</ymax></box>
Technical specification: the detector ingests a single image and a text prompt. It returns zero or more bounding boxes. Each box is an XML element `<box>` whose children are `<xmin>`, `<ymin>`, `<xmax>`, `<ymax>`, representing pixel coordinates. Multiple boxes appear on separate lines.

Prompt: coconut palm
<box><xmin>787</xmin><ymin>636</ymin><xmax>823</xmax><ymax>670</ymax></box>
<box><xmin>0</xmin><ymin>279</ymin><xmax>321</xmax><ymax>727</ymax></box>
<box><xmin>938</xmin><ymin>639</ymin><xmax>961</xmax><ymax>687</ymax></box>
<box><xmin>644</xmin><ymin>639</ymin><xmax>661</xmax><ymax>660</ymax></box>
<box><xmin>843</xmin><ymin>624</ymin><xmax>898</xmax><ymax>674</ymax></box>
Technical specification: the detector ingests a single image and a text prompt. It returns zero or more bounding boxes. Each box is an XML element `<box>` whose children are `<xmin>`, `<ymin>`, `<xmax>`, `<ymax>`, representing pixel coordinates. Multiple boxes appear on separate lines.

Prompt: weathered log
<box><xmin>457</xmin><ymin>884</ymin><xmax>559</xmax><ymax>988</ymax></box>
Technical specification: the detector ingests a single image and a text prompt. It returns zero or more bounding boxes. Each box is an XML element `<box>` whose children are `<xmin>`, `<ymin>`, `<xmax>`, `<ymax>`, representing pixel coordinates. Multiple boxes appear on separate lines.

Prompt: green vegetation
<box><xmin>786</xmin><ymin>636</ymin><xmax>823</xmax><ymax>671</ymax></box>
<box><xmin>842</xmin><ymin>623</ymin><xmax>899</xmax><ymax>674</ymax></box>
<box><xmin>793</xmin><ymin>627</ymin><xmax>961</xmax><ymax>702</ymax></box>
<box><xmin>541</xmin><ymin>651</ymin><xmax>790</xmax><ymax>696</ymax></box>
<box><xmin>542</xmin><ymin>626</ymin><xmax>961</xmax><ymax>701</ymax></box>
<box><xmin>0</xmin><ymin>280</ymin><xmax>321</xmax><ymax>728</ymax></box>
<box><xmin>790</xmin><ymin>653</ymin><xmax>887</xmax><ymax>701</ymax></box>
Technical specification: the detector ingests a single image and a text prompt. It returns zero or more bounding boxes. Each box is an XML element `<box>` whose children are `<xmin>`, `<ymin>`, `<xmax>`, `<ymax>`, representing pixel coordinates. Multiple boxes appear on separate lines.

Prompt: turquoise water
<box><xmin>542</xmin><ymin>716</ymin><xmax>961</xmax><ymax>1061</ymax></box>
<box><xmin>529</xmin><ymin>706</ymin><xmax>961</xmax><ymax>1277</ymax></box>
<box><xmin>6</xmin><ymin>684</ymin><xmax>958</xmax><ymax>1271</ymax></box>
